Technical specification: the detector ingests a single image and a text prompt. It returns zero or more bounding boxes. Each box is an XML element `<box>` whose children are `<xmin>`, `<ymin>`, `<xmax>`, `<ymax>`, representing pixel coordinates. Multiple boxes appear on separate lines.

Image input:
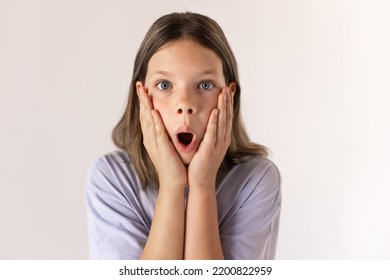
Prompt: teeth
<box><xmin>178</xmin><ymin>133</ymin><xmax>193</xmax><ymax>146</ymax></box>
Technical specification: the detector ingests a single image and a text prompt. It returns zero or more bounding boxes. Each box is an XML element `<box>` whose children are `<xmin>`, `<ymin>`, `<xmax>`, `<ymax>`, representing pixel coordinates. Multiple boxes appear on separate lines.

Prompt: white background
<box><xmin>1</xmin><ymin>0</ymin><xmax>389</xmax><ymax>259</ymax></box>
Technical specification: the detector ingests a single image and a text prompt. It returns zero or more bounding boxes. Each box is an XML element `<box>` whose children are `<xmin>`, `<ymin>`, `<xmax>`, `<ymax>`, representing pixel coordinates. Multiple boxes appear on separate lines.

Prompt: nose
<box><xmin>175</xmin><ymin>89</ymin><xmax>196</xmax><ymax>115</ymax></box>
<box><xmin>177</xmin><ymin>107</ymin><xmax>193</xmax><ymax>114</ymax></box>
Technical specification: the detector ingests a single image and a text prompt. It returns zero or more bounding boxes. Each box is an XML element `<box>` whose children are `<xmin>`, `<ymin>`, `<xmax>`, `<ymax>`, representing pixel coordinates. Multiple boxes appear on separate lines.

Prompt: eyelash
<box><xmin>156</xmin><ymin>80</ymin><xmax>171</xmax><ymax>91</ymax></box>
<box><xmin>199</xmin><ymin>81</ymin><xmax>215</xmax><ymax>91</ymax></box>
<box><xmin>155</xmin><ymin>80</ymin><xmax>216</xmax><ymax>91</ymax></box>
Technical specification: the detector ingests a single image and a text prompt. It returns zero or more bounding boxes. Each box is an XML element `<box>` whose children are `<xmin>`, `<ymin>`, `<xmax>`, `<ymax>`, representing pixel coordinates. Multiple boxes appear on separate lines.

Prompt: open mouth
<box><xmin>177</xmin><ymin>132</ymin><xmax>193</xmax><ymax>146</ymax></box>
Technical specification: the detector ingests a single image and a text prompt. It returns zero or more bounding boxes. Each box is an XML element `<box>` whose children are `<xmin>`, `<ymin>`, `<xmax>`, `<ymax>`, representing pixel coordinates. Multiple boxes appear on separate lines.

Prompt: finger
<box><xmin>217</xmin><ymin>88</ymin><xmax>227</xmax><ymax>142</ymax></box>
<box><xmin>151</xmin><ymin>110</ymin><xmax>170</xmax><ymax>148</ymax></box>
<box><xmin>138</xmin><ymin>85</ymin><xmax>149</xmax><ymax>123</ymax></box>
<box><xmin>202</xmin><ymin>108</ymin><xmax>219</xmax><ymax>147</ymax></box>
<box><xmin>140</xmin><ymin>86</ymin><xmax>154</xmax><ymax>111</ymax></box>
<box><xmin>225</xmin><ymin>88</ymin><xmax>233</xmax><ymax>142</ymax></box>
<box><xmin>140</xmin><ymin>86</ymin><xmax>154</xmax><ymax>125</ymax></box>
<box><xmin>138</xmin><ymin>86</ymin><xmax>147</xmax><ymax>125</ymax></box>
<box><xmin>138</xmin><ymin>86</ymin><xmax>157</xmax><ymax>147</ymax></box>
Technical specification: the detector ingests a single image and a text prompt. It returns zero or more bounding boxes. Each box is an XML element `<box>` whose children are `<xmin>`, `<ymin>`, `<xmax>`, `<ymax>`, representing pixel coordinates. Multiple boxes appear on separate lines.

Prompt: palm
<box><xmin>188</xmin><ymin>89</ymin><xmax>233</xmax><ymax>188</ymax></box>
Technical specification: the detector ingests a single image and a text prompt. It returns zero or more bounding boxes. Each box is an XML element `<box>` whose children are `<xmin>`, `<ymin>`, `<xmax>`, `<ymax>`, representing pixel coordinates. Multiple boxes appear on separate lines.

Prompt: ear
<box><xmin>135</xmin><ymin>81</ymin><xmax>143</xmax><ymax>97</ymax></box>
<box><xmin>228</xmin><ymin>82</ymin><xmax>237</xmax><ymax>97</ymax></box>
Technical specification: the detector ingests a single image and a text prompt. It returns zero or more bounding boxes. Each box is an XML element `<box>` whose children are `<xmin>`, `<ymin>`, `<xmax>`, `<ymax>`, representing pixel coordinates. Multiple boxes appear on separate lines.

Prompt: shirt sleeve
<box><xmin>219</xmin><ymin>160</ymin><xmax>282</xmax><ymax>260</ymax></box>
<box><xmin>84</xmin><ymin>156</ymin><xmax>148</xmax><ymax>259</ymax></box>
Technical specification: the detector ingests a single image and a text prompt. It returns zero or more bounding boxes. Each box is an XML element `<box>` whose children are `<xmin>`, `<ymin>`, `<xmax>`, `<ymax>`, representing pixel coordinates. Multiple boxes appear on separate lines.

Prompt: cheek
<box><xmin>203</xmin><ymin>96</ymin><xmax>219</xmax><ymax>112</ymax></box>
<box><xmin>151</xmin><ymin>96</ymin><xmax>166</xmax><ymax>112</ymax></box>
<box><xmin>197</xmin><ymin>95</ymin><xmax>218</xmax><ymax>120</ymax></box>
<box><xmin>151</xmin><ymin>99</ymin><xmax>171</xmax><ymax>122</ymax></box>
<box><xmin>198</xmin><ymin>106</ymin><xmax>215</xmax><ymax>128</ymax></box>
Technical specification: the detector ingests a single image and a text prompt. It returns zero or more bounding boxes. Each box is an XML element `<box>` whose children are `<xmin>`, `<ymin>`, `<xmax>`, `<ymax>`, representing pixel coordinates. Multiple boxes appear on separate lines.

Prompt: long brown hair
<box><xmin>112</xmin><ymin>12</ymin><xmax>268</xmax><ymax>190</ymax></box>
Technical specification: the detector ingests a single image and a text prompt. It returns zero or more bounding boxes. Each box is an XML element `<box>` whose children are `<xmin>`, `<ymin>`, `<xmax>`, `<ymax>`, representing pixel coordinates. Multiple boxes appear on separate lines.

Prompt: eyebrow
<box><xmin>150</xmin><ymin>70</ymin><xmax>174</xmax><ymax>77</ymax></box>
<box><xmin>149</xmin><ymin>70</ymin><xmax>219</xmax><ymax>77</ymax></box>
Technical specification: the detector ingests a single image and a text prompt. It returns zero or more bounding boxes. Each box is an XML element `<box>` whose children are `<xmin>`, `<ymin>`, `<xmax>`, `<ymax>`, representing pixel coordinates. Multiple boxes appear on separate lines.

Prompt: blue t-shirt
<box><xmin>84</xmin><ymin>150</ymin><xmax>281</xmax><ymax>259</ymax></box>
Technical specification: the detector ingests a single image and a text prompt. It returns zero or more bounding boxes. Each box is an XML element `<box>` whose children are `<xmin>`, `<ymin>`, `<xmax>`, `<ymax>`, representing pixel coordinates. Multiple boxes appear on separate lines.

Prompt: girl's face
<box><xmin>139</xmin><ymin>39</ymin><xmax>234</xmax><ymax>165</ymax></box>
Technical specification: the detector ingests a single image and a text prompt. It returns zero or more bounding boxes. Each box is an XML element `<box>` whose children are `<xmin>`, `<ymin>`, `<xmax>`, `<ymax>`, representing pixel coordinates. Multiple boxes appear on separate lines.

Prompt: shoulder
<box><xmin>84</xmin><ymin>151</ymin><xmax>152</xmax><ymax>259</ymax></box>
<box><xmin>217</xmin><ymin>155</ymin><xmax>281</xmax><ymax>211</ymax></box>
<box><xmin>229</xmin><ymin>155</ymin><xmax>281</xmax><ymax>189</ymax></box>
<box><xmin>85</xmin><ymin>150</ymin><xmax>141</xmax><ymax>197</ymax></box>
<box><xmin>242</xmin><ymin>155</ymin><xmax>281</xmax><ymax>206</ymax></box>
<box><xmin>246</xmin><ymin>155</ymin><xmax>280</xmax><ymax>185</ymax></box>
<box><xmin>218</xmin><ymin>156</ymin><xmax>282</xmax><ymax>260</ymax></box>
<box><xmin>240</xmin><ymin>155</ymin><xmax>279</xmax><ymax>173</ymax></box>
<box><xmin>89</xmin><ymin>150</ymin><xmax>131</xmax><ymax>171</ymax></box>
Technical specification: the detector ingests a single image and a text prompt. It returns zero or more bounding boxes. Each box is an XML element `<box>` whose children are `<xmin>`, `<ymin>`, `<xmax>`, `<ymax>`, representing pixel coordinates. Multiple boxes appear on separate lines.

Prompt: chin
<box><xmin>179</xmin><ymin>153</ymin><xmax>194</xmax><ymax>166</ymax></box>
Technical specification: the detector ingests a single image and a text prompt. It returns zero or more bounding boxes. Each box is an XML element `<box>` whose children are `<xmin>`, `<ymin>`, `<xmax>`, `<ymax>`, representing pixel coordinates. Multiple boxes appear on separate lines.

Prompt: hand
<box><xmin>188</xmin><ymin>87</ymin><xmax>234</xmax><ymax>188</ymax></box>
<box><xmin>137</xmin><ymin>83</ymin><xmax>187</xmax><ymax>189</ymax></box>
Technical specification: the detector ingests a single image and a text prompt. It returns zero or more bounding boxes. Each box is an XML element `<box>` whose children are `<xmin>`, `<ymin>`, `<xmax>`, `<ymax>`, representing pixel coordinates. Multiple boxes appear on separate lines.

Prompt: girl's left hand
<box><xmin>188</xmin><ymin>87</ymin><xmax>234</xmax><ymax>188</ymax></box>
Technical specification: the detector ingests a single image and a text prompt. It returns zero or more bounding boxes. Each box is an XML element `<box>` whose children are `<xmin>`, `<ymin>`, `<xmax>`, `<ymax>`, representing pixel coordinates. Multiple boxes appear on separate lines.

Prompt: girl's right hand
<box><xmin>137</xmin><ymin>83</ymin><xmax>187</xmax><ymax>190</ymax></box>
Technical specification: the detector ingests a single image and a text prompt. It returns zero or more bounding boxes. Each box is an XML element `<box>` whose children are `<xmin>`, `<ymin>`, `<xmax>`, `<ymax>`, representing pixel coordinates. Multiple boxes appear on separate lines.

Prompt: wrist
<box><xmin>159</xmin><ymin>175</ymin><xmax>187</xmax><ymax>191</ymax></box>
<box><xmin>188</xmin><ymin>181</ymin><xmax>216</xmax><ymax>193</ymax></box>
<box><xmin>188</xmin><ymin>166</ymin><xmax>218</xmax><ymax>190</ymax></box>
<box><xmin>155</xmin><ymin>186</ymin><xmax>186</xmax><ymax>213</ymax></box>
<box><xmin>188</xmin><ymin>174</ymin><xmax>216</xmax><ymax>189</ymax></box>
<box><xmin>159</xmin><ymin>182</ymin><xmax>187</xmax><ymax>192</ymax></box>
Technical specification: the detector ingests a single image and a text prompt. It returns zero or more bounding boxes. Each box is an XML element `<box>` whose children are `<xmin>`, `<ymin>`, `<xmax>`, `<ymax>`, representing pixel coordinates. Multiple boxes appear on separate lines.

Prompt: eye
<box><xmin>199</xmin><ymin>81</ymin><xmax>214</xmax><ymax>91</ymax></box>
<box><xmin>156</xmin><ymin>80</ymin><xmax>171</xmax><ymax>91</ymax></box>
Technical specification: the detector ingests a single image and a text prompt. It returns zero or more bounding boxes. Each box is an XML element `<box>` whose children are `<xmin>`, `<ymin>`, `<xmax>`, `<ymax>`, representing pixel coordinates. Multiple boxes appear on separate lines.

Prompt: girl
<box><xmin>85</xmin><ymin>12</ymin><xmax>281</xmax><ymax>260</ymax></box>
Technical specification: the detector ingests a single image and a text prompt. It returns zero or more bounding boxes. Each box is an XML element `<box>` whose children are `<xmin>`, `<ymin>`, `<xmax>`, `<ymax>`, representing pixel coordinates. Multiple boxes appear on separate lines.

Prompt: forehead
<box><xmin>147</xmin><ymin>39</ymin><xmax>223</xmax><ymax>77</ymax></box>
